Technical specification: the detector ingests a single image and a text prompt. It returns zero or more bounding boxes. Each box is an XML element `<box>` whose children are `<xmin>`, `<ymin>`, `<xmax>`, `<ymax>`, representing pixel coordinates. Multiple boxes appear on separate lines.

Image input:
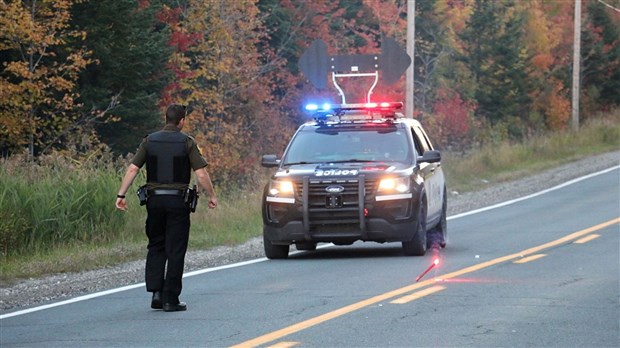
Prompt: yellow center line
<box><xmin>513</xmin><ymin>254</ymin><xmax>547</xmax><ymax>264</ymax></box>
<box><xmin>574</xmin><ymin>234</ymin><xmax>601</xmax><ymax>244</ymax></box>
<box><xmin>229</xmin><ymin>217</ymin><xmax>620</xmax><ymax>348</ymax></box>
<box><xmin>390</xmin><ymin>285</ymin><xmax>446</xmax><ymax>304</ymax></box>
<box><xmin>266</xmin><ymin>342</ymin><xmax>300</xmax><ymax>348</ymax></box>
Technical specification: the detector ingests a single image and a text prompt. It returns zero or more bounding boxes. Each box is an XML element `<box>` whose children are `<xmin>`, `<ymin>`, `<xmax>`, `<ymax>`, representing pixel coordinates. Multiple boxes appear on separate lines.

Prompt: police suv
<box><xmin>261</xmin><ymin>102</ymin><xmax>447</xmax><ymax>259</ymax></box>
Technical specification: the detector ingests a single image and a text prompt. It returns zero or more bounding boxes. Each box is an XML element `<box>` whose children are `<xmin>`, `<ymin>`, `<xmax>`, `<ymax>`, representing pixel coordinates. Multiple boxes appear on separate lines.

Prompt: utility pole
<box><xmin>571</xmin><ymin>0</ymin><xmax>581</xmax><ymax>131</ymax></box>
<box><xmin>406</xmin><ymin>0</ymin><xmax>415</xmax><ymax>119</ymax></box>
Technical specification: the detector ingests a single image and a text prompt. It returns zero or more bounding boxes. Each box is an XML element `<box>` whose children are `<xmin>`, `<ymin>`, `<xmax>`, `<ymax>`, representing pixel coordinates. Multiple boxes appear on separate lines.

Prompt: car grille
<box><xmin>295</xmin><ymin>177</ymin><xmax>376</xmax><ymax>232</ymax></box>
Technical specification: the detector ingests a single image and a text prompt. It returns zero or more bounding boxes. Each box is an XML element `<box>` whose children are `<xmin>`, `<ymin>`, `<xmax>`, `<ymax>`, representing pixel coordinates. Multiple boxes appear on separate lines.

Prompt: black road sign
<box><xmin>298</xmin><ymin>39</ymin><xmax>329</xmax><ymax>90</ymax></box>
<box><xmin>380</xmin><ymin>37</ymin><xmax>412</xmax><ymax>85</ymax></box>
<box><xmin>298</xmin><ymin>37</ymin><xmax>411</xmax><ymax>89</ymax></box>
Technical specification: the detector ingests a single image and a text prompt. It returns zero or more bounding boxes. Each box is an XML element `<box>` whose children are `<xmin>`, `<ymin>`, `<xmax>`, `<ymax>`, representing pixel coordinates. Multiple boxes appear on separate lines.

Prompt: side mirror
<box><xmin>418</xmin><ymin>150</ymin><xmax>441</xmax><ymax>164</ymax></box>
<box><xmin>261</xmin><ymin>154</ymin><xmax>281</xmax><ymax>168</ymax></box>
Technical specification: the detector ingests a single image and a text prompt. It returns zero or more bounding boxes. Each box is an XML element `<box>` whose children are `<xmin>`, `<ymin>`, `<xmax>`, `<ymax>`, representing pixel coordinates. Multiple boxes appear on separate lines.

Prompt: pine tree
<box><xmin>581</xmin><ymin>0</ymin><xmax>620</xmax><ymax>110</ymax></box>
<box><xmin>412</xmin><ymin>0</ymin><xmax>450</xmax><ymax>116</ymax></box>
<box><xmin>71</xmin><ymin>0</ymin><xmax>172</xmax><ymax>153</ymax></box>
<box><xmin>459</xmin><ymin>0</ymin><xmax>532</xmax><ymax>135</ymax></box>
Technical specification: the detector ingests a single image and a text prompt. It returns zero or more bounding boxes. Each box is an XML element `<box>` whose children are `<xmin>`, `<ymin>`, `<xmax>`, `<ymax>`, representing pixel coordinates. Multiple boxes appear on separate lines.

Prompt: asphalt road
<box><xmin>1</xmin><ymin>167</ymin><xmax>619</xmax><ymax>348</ymax></box>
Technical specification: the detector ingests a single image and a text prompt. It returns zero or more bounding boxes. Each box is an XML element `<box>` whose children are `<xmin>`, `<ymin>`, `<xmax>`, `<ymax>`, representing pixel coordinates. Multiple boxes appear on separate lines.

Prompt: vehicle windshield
<box><xmin>283</xmin><ymin>126</ymin><xmax>413</xmax><ymax>165</ymax></box>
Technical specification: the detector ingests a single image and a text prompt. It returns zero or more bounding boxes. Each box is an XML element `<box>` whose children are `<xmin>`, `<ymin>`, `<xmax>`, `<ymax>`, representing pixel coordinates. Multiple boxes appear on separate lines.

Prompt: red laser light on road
<box><xmin>416</xmin><ymin>258</ymin><xmax>440</xmax><ymax>282</ymax></box>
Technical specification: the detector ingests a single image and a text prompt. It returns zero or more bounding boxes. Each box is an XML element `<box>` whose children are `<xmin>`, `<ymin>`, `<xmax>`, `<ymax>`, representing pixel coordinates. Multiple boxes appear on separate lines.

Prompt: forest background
<box><xmin>0</xmin><ymin>0</ymin><xmax>619</xmax><ymax>277</ymax></box>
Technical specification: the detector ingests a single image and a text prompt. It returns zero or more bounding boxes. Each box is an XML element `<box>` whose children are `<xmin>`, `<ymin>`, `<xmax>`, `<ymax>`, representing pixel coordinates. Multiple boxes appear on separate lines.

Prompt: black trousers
<box><xmin>144</xmin><ymin>195</ymin><xmax>190</xmax><ymax>304</ymax></box>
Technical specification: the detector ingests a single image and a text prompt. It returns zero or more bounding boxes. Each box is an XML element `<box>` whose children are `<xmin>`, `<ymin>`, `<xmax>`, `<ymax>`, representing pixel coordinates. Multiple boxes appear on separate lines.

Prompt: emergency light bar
<box><xmin>305</xmin><ymin>103</ymin><xmax>333</xmax><ymax>112</ymax></box>
<box><xmin>305</xmin><ymin>102</ymin><xmax>403</xmax><ymax>122</ymax></box>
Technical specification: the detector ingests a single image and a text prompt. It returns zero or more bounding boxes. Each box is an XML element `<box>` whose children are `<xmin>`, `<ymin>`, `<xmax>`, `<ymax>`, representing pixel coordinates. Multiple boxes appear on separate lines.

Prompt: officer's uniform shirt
<box><xmin>131</xmin><ymin>124</ymin><xmax>208</xmax><ymax>190</ymax></box>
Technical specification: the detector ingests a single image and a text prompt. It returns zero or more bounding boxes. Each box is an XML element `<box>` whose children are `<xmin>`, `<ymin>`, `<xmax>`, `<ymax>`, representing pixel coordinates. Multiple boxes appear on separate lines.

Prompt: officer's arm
<box><xmin>194</xmin><ymin>167</ymin><xmax>218</xmax><ymax>209</ymax></box>
<box><xmin>115</xmin><ymin>164</ymin><xmax>141</xmax><ymax>211</ymax></box>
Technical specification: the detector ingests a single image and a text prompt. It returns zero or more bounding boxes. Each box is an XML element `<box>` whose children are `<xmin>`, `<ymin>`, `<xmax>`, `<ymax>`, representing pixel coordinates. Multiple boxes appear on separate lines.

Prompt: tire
<box><xmin>295</xmin><ymin>242</ymin><xmax>317</xmax><ymax>251</ymax></box>
<box><xmin>428</xmin><ymin>189</ymin><xmax>447</xmax><ymax>249</ymax></box>
<box><xmin>263</xmin><ymin>233</ymin><xmax>289</xmax><ymax>259</ymax></box>
<box><xmin>402</xmin><ymin>196</ymin><xmax>427</xmax><ymax>256</ymax></box>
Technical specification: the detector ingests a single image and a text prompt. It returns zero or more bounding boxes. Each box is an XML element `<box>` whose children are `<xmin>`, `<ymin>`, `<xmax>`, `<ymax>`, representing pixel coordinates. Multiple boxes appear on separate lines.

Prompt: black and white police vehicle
<box><xmin>260</xmin><ymin>102</ymin><xmax>447</xmax><ymax>258</ymax></box>
<box><xmin>260</xmin><ymin>38</ymin><xmax>447</xmax><ymax>258</ymax></box>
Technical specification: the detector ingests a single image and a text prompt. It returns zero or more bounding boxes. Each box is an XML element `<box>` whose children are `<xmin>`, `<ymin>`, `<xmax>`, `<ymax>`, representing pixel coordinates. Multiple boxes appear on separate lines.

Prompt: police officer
<box><xmin>115</xmin><ymin>104</ymin><xmax>218</xmax><ymax>312</ymax></box>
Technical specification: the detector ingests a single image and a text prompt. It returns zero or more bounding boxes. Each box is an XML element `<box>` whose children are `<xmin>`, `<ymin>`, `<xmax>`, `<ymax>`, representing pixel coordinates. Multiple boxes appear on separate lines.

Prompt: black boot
<box><xmin>163</xmin><ymin>302</ymin><xmax>187</xmax><ymax>312</ymax></box>
<box><xmin>151</xmin><ymin>291</ymin><xmax>163</xmax><ymax>309</ymax></box>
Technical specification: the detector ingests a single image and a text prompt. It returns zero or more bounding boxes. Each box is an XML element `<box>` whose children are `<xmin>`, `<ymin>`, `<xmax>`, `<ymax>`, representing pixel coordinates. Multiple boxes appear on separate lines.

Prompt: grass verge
<box><xmin>443</xmin><ymin>116</ymin><xmax>619</xmax><ymax>193</ymax></box>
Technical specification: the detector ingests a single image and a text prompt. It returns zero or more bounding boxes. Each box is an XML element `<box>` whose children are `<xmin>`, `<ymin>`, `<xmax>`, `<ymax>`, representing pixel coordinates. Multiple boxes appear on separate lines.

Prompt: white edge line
<box><xmin>2</xmin><ymin>165</ymin><xmax>618</xmax><ymax>320</ymax></box>
<box><xmin>0</xmin><ymin>245</ymin><xmax>335</xmax><ymax>319</ymax></box>
<box><xmin>447</xmin><ymin>165</ymin><xmax>619</xmax><ymax>221</ymax></box>
<box><xmin>0</xmin><ymin>283</ymin><xmax>143</xmax><ymax>319</ymax></box>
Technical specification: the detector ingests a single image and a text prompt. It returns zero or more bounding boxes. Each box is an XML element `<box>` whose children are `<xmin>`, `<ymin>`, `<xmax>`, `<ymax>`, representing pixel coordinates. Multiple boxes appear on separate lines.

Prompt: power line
<box><xmin>597</xmin><ymin>0</ymin><xmax>620</xmax><ymax>12</ymax></box>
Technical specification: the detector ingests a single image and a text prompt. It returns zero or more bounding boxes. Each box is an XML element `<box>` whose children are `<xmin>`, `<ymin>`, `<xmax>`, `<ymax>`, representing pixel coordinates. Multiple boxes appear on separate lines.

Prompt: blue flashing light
<box><xmin>306</xmin><ymin>102</ymin><xmax>335</xmax><ymax>122</ymax></box>
<box><xmin>305</xmin><ymin>103</ymin><xmax>332</xmax><ymax>112</ymax></box>
<box><xmin>305</xmin><ymin>103</ymin><xmax>318</xmax><ymax>111</ymax></box>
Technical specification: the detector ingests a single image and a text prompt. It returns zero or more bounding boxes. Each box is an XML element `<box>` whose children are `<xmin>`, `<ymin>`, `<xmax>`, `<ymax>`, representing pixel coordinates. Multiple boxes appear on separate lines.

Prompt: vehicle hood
<box><xmin>273</xmin><ymin>161</ymin><xmax>414</xmax><ymax>179</ymax></box>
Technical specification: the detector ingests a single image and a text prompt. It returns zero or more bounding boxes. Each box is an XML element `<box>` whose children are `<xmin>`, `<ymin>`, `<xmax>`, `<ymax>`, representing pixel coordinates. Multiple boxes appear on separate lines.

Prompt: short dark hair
<box><xmin>165</xmin><ymin>104</ymin><xmax>187</xmax><ymax>125</ymax></box>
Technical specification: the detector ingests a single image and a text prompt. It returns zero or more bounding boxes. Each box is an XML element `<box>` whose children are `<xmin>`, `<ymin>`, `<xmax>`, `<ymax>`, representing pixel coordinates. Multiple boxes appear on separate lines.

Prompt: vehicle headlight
<box><xmin>269</xmin><ymin>180</ymin><xmax>295</xmax><ymax>196</ymax></box>
<box><xmin>378</xmin><ymin>177</ymin><xmax>410</xmax><ymax>193</ymax></box>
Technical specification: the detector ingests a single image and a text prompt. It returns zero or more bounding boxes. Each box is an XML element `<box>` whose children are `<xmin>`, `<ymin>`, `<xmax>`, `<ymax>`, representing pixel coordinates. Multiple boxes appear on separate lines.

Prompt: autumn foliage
<box><xmin>0</xmin><ymin>0</ymin><xmax>91</xmax><ymax>156</ymax></box>
<box><xmin>426</xmin><ymin>88</ymin><xmax>474</xmax><ymax>147</ymax></box>
<box><xmin>1</xmin><ymin>0</ymin><xmax>619</xmax><ymax>187</ymax></box>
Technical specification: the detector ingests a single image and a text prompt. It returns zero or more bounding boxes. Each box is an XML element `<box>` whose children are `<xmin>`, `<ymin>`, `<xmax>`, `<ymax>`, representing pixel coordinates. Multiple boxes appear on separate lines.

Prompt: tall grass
<box><xmin>0</xmin><ymin>151</ymin><xmax>264</xmax><ymax>283</ymax></box>
<box><xmin>0</xmin><ymin>160</ymin><xmax>127</xmax><ymax>256</ymax></box>
<box><xmin>443</xmin><ymin>116</ymin><xmax>620</xmax><ymax>192</ymax></box>
<box><xmin>1</xmin><ymin>113</ymin><xmax>618</xmax><ymax>283</ymax></box>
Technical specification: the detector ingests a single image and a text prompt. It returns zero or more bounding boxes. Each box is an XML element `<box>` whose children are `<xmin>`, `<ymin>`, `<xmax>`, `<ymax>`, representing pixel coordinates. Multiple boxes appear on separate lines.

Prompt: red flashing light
<box><xmin>433</xmin><ymin>258</ymin><xmax>440</xmax><ymax>265</ymax></box>
<box><xmin>364</xmin><ymin>102</ymin><xmax>393</xmax><ymax>109</ymax></box>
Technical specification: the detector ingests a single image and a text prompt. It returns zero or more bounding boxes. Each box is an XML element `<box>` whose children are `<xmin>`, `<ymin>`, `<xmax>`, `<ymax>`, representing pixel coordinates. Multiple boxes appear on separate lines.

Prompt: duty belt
<box><xmin>147</xmin><ymin>189</ymin><xmax>185</xmax><ymax>196</ymax></box>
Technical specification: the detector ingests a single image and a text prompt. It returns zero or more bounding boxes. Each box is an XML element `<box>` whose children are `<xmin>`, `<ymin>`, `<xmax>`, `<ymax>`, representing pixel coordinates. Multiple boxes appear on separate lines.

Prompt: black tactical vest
<box><xmin>145</xmin><ymin>130</ymin><xmax>191</xmax><ymax>185</ymax></box>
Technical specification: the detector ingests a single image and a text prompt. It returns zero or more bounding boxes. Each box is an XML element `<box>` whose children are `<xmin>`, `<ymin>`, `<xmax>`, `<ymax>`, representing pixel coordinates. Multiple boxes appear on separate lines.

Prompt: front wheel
<box><xmin>402</xmin><ymin>196</ymin><xmax>427</xmax><ymax>256</ymax></box>
<box><xmin>263</xmin><ymin>233</ymin><xmax>289</xmax><ymax>259</ymax></box>
<box><xmin>428</xmin><ymin>189</ymin><xmax>447</xmax><ymax>249</ymax></box>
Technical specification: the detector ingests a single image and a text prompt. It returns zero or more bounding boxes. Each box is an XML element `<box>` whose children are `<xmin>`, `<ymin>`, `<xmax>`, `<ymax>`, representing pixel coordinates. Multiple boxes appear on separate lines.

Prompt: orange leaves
<box><xmin>1</xmin><ymin>0</ymin><xmax>76</xmax><ymax>50</ymax></box>
<box><xmin>531</xmin><ymin>53</ymin><xmax>554</xmax><ymax>71</ymax></box>
<box><xmin>437</xmin><ymin>0</ymin><xmax>473</xmax><ymax>35</ymax></box>
<box><xmin>522</xmin><ymin>0</ymin><xmax>566</xmax><ymax>74</ymax></box>
<box><xmin>0</xmin><ymin>1</ymin><xmax>33</xmax><ymax>50</ymax></box>
<box><xmin>362</xmin><ymin>0</ymin><xmax>405</xmax><ymax>40</ymax></box>
<box><xmin>0</xmin><ymin>0</ymin><xmax>91</xmax><ymax>154</ymax></box>
<box><xmin>545</xmin><ymin>80</ymin><xmax>571</xmax><ymax>130</ymax></box>
<box><xmin>157</xmin><ymin>0</ymin><xmax>280</xmax><ymax>186</ymax></box>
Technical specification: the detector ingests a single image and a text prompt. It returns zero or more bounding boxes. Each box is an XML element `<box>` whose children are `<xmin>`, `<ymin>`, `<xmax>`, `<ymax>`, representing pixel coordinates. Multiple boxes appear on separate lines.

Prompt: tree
<box><xmin>428</xmin><ymin>87</ymin><xmax>474</xmax><ymax>148</ymax></box>
<box><xmin>410</xmin><ymin>0</ymin><xmax>451</xmax><ymax>117</ymax></box>
<box><xmin>158</xmin><ymin>0</ymin><xmax>291</xmax><ymax>187</ymax></box>
<box><xmin>71</xmin><ymin>0</ymin><xmax>172</xmax><ymax>154</ymax></box>
<box><xmin>521</xmin><ymin>0</ymin><xmax>572</xmax><ymax>130</ymax></box>
<box><xmin>581</xmin><ymin>0</ymin><xmax>620</xmax><ymax>112</ymax></box>
<box><xmin>0</xmin><ymin>0</ymin><xmax>92</xmax><ymax>156</ymax></box>
<box><xmin>459</xmin><ymin>0</ymin><xmax>532</xmax><ymax>137</ymax></box>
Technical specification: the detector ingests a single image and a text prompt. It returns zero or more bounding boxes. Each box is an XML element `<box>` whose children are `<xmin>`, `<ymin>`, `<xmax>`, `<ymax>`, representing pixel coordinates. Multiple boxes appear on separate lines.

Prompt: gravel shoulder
<box><xmin>2</xmin><ymin>151</ymin><xmax>618</xmax><ymax>312</ymax></box>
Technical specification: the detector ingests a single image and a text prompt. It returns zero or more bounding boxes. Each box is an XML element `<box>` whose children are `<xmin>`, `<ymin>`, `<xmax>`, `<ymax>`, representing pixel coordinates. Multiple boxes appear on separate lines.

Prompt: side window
<box><xmin>410</xmin><ymin>128</ymin><xmax>423</xmax><ymax>156</ymax></box>
<box><xmin>412</xmin><ymin>127</ymin><xmax>431</xmax><ymax>154</ymax></box>
<box><xmin>418</xmin><ymin>127</ymin><xmax>435</xmax><ymax>150</ymax></box>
